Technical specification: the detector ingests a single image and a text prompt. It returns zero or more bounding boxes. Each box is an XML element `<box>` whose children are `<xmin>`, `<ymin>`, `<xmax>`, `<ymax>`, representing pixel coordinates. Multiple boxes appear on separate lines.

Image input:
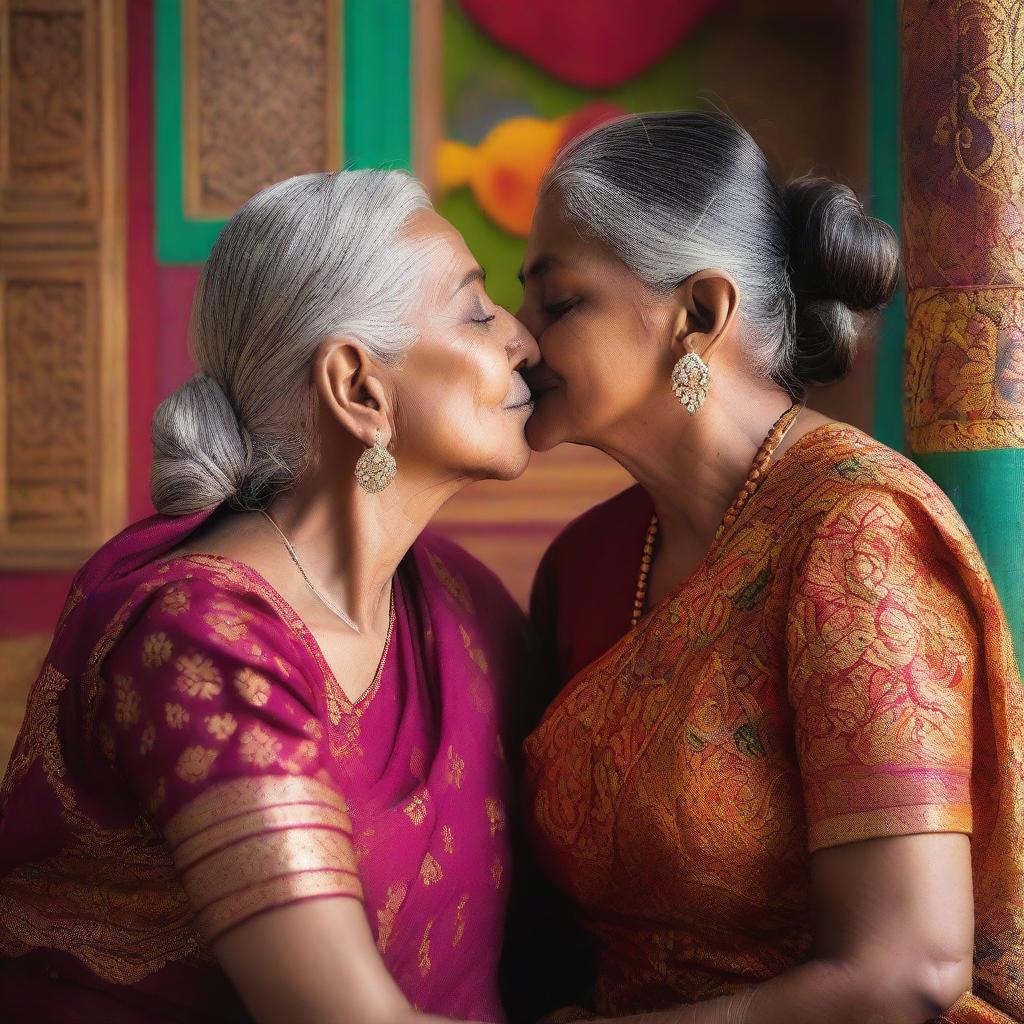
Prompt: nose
<box><xmin>506</xmin><ymin>312</ymin><xmax>541</xmax><ymax>372</ymax></box>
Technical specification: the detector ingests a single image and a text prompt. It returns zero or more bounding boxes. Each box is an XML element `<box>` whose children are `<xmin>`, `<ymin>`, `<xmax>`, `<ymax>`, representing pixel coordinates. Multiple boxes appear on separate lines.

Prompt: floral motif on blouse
<box><xmin>160</xmin><ymin>584</ymin><xmax>190</xmax><ymax>616</ymax></box>
<box><xmin>175</xmin><ymin>746</ymin><xmax>219</xmax><ymax>783</ymax></box>
<box><xmin>113</xmin><ymin>675</ymin><xmax>140</xmax><ymax>728</ymax></box>
<box><xmin>238</xmin><ymin>724</ymin><xmax>282</xmax><ymax>769</ymax></box>
<box><xmin>174</xmin><ymin>652</ymin><xmax>222</xmax><ymax>700</ymax></box>
<box><xmin>233</xmin><ymin>667</ymin><xmax>270</xmax><ymax>707</ymax></box>
<box><xmin>142</xmin><ymin>633</ymin><xmax>173</xmax><ymax>669</ymax></box>
<box><xmin>205</xmin><ymin>713</ymin><xmax>237</xmax><ymax>742</ymax></box>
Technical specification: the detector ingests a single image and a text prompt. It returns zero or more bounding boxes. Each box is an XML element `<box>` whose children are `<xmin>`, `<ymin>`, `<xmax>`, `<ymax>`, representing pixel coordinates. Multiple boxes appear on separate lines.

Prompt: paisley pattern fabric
<box><xmin>524</xmin><ymin>424</ymin><xmax>1024</xmax><ymax>1021</ymax></box>
<box><xmin>0</xmin><ymin>508</ymin><xmax>526</xmax><ymax>1023</ymax></box>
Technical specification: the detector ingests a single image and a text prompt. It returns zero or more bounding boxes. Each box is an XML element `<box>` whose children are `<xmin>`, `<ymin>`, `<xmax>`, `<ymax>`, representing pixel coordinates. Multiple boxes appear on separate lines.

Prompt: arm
<box><xmin>615</xmin><ymin>831</ymin><xmax>972</xmax><ymax>1024</ymax></box>
<box><xmin>214</xmin><ymin>898</ymin><xmax>460</xmax><ymax>1024</ymax></box>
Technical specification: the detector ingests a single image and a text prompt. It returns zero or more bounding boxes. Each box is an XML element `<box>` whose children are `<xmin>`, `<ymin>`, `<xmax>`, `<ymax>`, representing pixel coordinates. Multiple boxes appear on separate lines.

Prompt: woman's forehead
<box><xmin>400</xmin><ymin>208</ymin><xmax>479</xmax><ymax>294</ymax></box>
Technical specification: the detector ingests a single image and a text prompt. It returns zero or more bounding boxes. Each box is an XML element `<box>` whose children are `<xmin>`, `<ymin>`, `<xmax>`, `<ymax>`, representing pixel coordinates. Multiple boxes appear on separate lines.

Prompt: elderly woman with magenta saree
<box><xmin>518</xmin><ymin>113</ymin><xmax>1024</xmax><ymax>1024</ymax></box>
<box><xmin>0</xmin><ymin>170</ymin><xmax>539</xmax><ymax>1023</ymax></box>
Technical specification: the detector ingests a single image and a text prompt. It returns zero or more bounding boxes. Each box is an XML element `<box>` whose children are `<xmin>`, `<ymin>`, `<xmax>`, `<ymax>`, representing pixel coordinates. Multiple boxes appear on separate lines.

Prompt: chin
<box><xmin>494</xmin><ymin>438</ymin><xmax>533</xmax><ymax>480</ymax></box>
<box><xmin>467</xmin><ymin>428</ymin><xmax>533</xmax><ymax>482</ymax></box>
<box><xmin>524</xmin><ymin>403</ymin><xmax>566</xmax><ymax>452</ymax></box>
<box><xmin>494</xmin><ymin>451</ymin><xmax>532</xmax><ymax>481</ymax></box>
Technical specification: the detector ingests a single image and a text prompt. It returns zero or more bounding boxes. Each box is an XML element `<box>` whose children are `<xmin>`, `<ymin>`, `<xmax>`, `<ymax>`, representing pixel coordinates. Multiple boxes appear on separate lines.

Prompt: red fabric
<box><xmin>458</xmin><ymin>0</ymin><xmax>730</xmax><ymax>88</ymax></box>
<box><xmin>530</xmin><ymin>484</ymin><xmax>652</xmax><ymax>689</ymax></box>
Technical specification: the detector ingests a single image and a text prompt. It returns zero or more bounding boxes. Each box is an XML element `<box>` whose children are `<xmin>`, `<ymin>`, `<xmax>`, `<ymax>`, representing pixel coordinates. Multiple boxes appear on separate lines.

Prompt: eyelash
<box><xmin>543</xmin><ymin>298</ymin><xmax>578</xmax><ymax>319</ymax></box>
<box><xmin>472</xmin><ymin>314</ymin><xmax>496</xmax><ymax>325</ymax></box>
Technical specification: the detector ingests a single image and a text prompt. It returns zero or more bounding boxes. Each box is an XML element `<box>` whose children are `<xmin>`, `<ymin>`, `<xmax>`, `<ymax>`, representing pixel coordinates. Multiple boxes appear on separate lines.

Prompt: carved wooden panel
<box><xmin>2</xmin><ymin>266</ymin><xmax>97</xmax><ymax>535</ymax></box>
<box><xmin>0</xmin><ymin>0</ymin><xmax>126</xmax><ymax>567</ymax></box>
<box><xmin>182</xmin><ymin>0</ymin><xmax>342</xmax><ymax>218</ymax></box>
<box><xmin>0</xmin><ymin>0</ymin><xmax>98</xmax><ymax>221</ymax></box>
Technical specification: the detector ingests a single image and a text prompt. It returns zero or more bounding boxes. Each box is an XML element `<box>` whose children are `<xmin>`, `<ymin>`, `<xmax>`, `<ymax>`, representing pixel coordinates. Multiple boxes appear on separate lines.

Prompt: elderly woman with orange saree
<box><xmin>518</xmin><ymin>112</ymin><xmax>1024</xmax><ymax>1024</ymax></box>
<box><xmin>0</xmin><ymin>170</ymin><xmax>539</xmax><ymax>1023</ymax></box>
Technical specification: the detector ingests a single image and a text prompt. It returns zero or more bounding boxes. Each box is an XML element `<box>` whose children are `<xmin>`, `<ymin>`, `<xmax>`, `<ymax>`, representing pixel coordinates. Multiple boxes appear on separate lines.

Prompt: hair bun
<box><xmin>784</xmin><ymin>176</ymin><xmax>901</xmax><ymax>386</ymax></box>
<box><xmin>150</xmin><ymin>374</ymin><xmax>252</xmax><ymax>516</ymax></box>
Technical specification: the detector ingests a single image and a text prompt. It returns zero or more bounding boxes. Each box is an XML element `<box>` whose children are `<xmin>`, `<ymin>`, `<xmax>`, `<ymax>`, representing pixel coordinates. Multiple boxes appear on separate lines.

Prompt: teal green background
<box><xmin>917</xmin><ymin>450</ymin><xmax>1024</xmax><ymax>666</ymax></box>
<box><xmin>156</xmin><ymin>0</ymin><xmax>411</xmax><ymax>264</ymax></box>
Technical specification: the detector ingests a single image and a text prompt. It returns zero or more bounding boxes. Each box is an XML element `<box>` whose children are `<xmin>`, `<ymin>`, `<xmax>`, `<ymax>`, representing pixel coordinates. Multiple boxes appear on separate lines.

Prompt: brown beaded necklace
<box><xmin>631</xmin><ymin>399</ymin><xmax>806</xmax><ymax>628</ymax></box>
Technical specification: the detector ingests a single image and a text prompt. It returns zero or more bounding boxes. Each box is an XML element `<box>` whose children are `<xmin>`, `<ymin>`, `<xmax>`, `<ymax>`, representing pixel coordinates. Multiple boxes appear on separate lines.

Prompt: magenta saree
<box><xmin>0</xmin><ymin>508</ymin><xmax>528</xmax><ymax>1023</ymax></box>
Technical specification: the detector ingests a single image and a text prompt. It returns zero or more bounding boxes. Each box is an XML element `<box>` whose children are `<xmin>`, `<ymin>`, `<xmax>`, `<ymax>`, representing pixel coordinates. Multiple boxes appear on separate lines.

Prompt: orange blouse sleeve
<box><xmin>785</xmin><ymin>488</ymin><xmax>977</xmax><ymax>853</ymax></box>
<box><xmin>96</xmin><ymin>575</ymin><xmax>362</xmax><ymax>942</ymax></box>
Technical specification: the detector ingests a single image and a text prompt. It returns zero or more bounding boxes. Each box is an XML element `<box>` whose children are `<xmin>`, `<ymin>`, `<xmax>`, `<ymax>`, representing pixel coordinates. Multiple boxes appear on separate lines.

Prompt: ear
<box><xmin>313</xmin><ymin>337</ymin><xmax>392</xmax><ymax>447</ymax></box>
<box><xmin>669</xmin><ymin>270</ymin><xmax>740</xmax><ymax>365</ymax></box>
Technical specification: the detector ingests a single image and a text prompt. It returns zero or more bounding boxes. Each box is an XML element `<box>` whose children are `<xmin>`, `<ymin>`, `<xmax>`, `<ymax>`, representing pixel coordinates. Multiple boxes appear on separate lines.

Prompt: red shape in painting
<box><xmin>459</xmin><ymin>0</ymin><xmax>726</xmax><ymax>88</ymax></box>
<box><xmin>560</xmin><ymin>102</ymin><xmax>626</xmax><ymax>146</ymax></box>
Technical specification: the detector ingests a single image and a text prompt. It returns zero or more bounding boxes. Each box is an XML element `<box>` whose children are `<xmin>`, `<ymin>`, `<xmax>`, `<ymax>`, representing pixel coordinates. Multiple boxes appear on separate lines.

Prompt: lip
<box><xmin>528</xmin><ymin>381</ymin><xmax>560</xmax><ymax>399</ymax></box>
<box><xmin>524</xmin><ymin>366</ymin><xmax>561</xmax><ymax>400</ymax></box>
<box><xmin>505</xmin><ymin>399</ymin><xmax>536</xmax><ymax>413</ymax></box>
<box><xmin>502</xmin><ymin>371</ymin><xmax>534</xmax><ymax>411</ymax></box>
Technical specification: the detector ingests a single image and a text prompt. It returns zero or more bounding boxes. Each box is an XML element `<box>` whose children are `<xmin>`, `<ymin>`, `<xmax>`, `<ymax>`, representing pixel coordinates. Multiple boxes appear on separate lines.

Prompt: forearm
<box><xmin>214</xmin><ymin>898</ymin><xmax>473</xmax><ymax>1024</ymax></box>
<box><xmin>594</xmin><ymin>952</ymin><xmax>969</xmax><ymax>1024</ymax></box>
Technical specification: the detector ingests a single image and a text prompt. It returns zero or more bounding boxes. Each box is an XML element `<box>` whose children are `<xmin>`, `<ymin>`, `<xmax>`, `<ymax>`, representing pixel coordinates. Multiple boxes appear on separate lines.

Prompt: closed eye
<box><xmin>543</xmin><ymin>297</ymin><xmax>579</xmax><ymax>319</ymax></box>
<box><xmin>472</xmin><ymin>314</ymin><xmax>497</xmax><ymax>325</ymax></box>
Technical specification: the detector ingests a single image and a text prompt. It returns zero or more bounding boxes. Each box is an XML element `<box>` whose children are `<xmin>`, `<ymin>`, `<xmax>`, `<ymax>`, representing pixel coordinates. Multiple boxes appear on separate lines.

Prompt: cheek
<box><xmin>543</xmin><ymin>317</ymin><xmax>653</xmax><ymax>425</ymax></box>
<box><xmin>402</xmin><ymin>350</ymin><xmax>478</xmax><ymax>436</ymax></box>
<box><xmin>442</xmin><ymin>343</ymin><xmax>509</xmax><ymax>422</ymax></box>
<box><xmin>398</xmin><ymin>339</ymin><xmax>514</xmax><ymax>461</ymax></box>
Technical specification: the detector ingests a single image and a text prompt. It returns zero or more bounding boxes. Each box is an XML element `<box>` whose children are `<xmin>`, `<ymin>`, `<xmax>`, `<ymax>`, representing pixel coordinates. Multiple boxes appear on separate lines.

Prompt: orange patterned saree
<box><xmin>524</xmin><ymin>424</ymin><xmax>1024</xmax><ymax>1022</ymax></box>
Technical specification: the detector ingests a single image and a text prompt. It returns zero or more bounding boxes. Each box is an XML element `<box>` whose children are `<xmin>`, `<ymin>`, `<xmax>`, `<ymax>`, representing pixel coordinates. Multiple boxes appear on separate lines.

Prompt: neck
<box><xmin>265</xmin><ymin>463</ymin><xmax>465</xmax><ymax>629</ymax></box>
<box><xmin>596</xmin><ymin>376</ymin><xmax>796</xmax><ymax>549</ymax></box>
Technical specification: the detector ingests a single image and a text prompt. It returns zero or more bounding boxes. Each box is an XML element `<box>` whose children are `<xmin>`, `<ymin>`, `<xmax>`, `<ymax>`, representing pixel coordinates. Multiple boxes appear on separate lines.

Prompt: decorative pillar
<box><xmin>902</xmin><ymin>0</ymin><xmax>1024</xmax><ymax>662</ymax></box>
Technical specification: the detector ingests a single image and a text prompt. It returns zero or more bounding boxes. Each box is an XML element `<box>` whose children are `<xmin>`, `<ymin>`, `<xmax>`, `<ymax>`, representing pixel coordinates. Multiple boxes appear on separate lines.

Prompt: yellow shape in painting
<box><xmin>437</xmin><ymin>116</ymin><xmax>565</xmax><ymax>237</ymax></box>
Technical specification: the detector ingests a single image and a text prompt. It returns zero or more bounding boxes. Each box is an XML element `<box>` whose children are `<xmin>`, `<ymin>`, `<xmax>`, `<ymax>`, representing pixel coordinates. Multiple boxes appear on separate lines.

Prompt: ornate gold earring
<box><xmin>354</xmin><ymin>428</ymin><xmax>397</xmax><ymax>493</ymax></box>
<box><xmin>671</xmin><ymin>352</ymin><xmax>710</xmax><ymax>414</ymax></box>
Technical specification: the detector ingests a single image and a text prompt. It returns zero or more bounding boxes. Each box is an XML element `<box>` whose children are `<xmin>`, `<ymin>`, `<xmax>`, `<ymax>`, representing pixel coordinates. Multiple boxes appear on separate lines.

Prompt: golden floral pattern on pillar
<box><xmin>902</xmin><ymin>0</ymin><xmax>1024</xmax><ymax>452</ymax></box>
<box><xmin>905</xmin><ymin>288</ymin><xmax>1024</xmax><ymax>451</ymax></box>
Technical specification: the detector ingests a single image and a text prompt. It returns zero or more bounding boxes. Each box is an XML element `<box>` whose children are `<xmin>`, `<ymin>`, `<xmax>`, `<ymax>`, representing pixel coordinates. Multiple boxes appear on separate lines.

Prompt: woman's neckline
<box><xmin>156</xmin><ymin>551</ymin><xmax>396</xmax><ymax>715</ymax></box>
<box><xmin>633</xmin><ymin>419</ymin><xmax>854</xmax><ymax>629</ymax></box>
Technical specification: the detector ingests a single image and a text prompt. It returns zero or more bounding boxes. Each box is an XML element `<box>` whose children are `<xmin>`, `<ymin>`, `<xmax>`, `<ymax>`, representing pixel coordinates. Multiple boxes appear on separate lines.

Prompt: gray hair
<box><xmin>151</xmin><ymin>170</ymin><xmax>431</xmax><ymax>515</ymax></box>
<box><xmin>542</xmin><ymin>111</ymin><xmax>900</xmax><ymax>390</ymax></box>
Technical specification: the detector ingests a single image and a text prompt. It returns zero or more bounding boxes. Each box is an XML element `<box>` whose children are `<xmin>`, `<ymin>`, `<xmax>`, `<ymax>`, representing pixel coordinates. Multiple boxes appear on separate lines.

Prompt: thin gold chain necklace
<box><xmin>631</xmin><ymin>400</ymin><xmax>805</xmax><ymax>628</ymax></box>
<box><xmin>260</xmin><ymin>510</ymin><xmax>364</xmax><ymax>634</ymax></box>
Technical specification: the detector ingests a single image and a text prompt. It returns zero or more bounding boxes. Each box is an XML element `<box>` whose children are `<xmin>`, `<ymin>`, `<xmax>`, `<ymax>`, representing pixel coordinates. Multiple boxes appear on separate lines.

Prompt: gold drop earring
<box><xmin>671</xmin><ymin>351</ymin><xmax>710</xmax><ymax>414</ymax></box>
<box><xmin>354</xmin><ymin>428</ymin><xmax>397</xmax><ymax>493</ymax></box>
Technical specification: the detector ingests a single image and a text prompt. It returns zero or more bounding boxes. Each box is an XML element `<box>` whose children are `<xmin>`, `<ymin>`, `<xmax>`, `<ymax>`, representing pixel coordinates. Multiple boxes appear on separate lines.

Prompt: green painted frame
<box><xmin>155</xmin><ymin>0</ymin><xmax>412</xmax><ymax>264</ymax></box>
